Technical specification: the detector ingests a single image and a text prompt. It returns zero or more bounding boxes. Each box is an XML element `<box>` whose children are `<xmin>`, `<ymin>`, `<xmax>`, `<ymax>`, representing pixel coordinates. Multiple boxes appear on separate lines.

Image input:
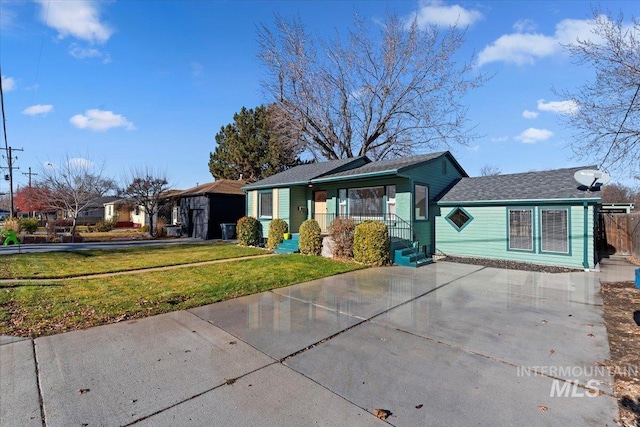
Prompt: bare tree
<box><xmin>258</xmin><ymin>12</ymin><xmax>487</xmax><ymax>161</ymax></box>
<box><xmin>559</xmin><ymin>10</ymin><xmax>640</xmax><ymax>178</ymax></box>
<box><xmin>479</xmin><ymin>164</ymin><xmax>502</xmax><ymax>176</ymax></box>
<box><xmin>38</xmin><ymin>156</ymin><xmax>116</xmax><ymax>237</ymax></box>
<box><xmin>122</xmin><ymin>167</ymin><xmax>171</xmax><ymax>237</ymax></box>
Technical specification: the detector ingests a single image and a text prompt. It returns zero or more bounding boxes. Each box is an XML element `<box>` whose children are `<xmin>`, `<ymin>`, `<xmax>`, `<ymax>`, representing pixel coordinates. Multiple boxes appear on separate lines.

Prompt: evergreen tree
<box><xmin>208</xmin><ymin>105</ymin><xmax>301</xmax><ymax>182</ymax></box>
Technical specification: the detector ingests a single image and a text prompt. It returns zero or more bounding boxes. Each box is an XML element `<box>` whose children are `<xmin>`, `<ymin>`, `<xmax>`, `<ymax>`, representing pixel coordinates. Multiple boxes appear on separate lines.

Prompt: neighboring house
<box><xmin>104</xmin><ymin>199</ymin><xmax>148</xmax><ymax>228</ymax></box>
<box><xmin>243</xmin><ymin>152</ymin><xmax>467</xmax><ymax>260</ymax></box>
<box><xmin>178</xmin><ymin>179</ymin><xmax>246</xmax><ymax>239</ymax></box>
<box><xmin>75</xmin><ymin>196</ymin><xmax>120</xmax><ymax>225</ymax></box>
<box><xmin>243</xmin><ymin>153</ymin><xmax>603</xmax><ymax>270</ymax></box>
<box><xmin>434</xmin><ymin>166</ymin><xmax>601</xmax><ymax>270</ymax></box>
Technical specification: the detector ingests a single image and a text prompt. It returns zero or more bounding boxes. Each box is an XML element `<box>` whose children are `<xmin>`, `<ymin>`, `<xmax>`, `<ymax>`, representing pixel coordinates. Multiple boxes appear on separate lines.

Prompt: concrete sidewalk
<box><xmin>1</xmin><ymin>262</ymin><xmax>619</xmax><ymax>426</ymax></box>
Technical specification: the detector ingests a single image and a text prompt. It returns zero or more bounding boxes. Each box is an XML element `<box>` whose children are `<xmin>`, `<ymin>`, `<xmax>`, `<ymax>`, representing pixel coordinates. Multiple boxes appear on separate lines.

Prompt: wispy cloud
<box><xmin>70</xmin><ymin>109</ymin><xmax>135</xmax><ymax>132</ymax></box>
<box><xmin>1</xmin><ymin>75</ymin><xmax>16</xmax><ymax>91</ymax></box>
<box><xmin>68</xmin><ymin>43</ymin><xmax>111</xmax><ymax>63</ymax></box>
<box><xmin>191</xmin><ymin>62</ymin><xmax>204</xmax><ymax>78</ymax></box>
<box><xmin>34</xmin><ymin>0</ymin><xmax>113</xmax><ymax>43</ymax></box>
<box><xmin>522</xmin><ymin>110</ymin><xmax>539</xmax><ymax>119</ymax></box>
<box><xmin>22</xmin><ymin>104</ymin><xmax>53</xmax><ymax>116</ymax></box>
<box><xmin>467</xmin><ymin>144</ymin><xmax>480</xmax><ymax>152</ymax></box>
<box><xmin>537</xmin><ymin>99</ymin><xmax>578</xmax><ymax>115</ymax></box>
<box><xmin>68</xmin><ymin>157</ymin><xmax>93</xmax><ymax>170</ymax></box>
<box><xmin>514</xmin><ymin>128</ymin><xmax>553</xmax><ymax>144</ymax></box>
<box><xmin>491</xmin><ymin>135</ymin><xmax>509</xmax><ymax>142</ymax></box>
<box><xmin>477</xmin><ymin>15</ymin><xmax>608</xmax><ymax>67</ymax></box>
<box><xmin>409</xmin><ymin>0</ymin><xmax>483</xmax><ymax>29</ymax></box>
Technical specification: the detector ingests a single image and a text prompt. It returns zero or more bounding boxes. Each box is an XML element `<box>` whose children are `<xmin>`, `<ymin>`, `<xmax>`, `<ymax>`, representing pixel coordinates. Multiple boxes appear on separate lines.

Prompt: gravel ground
<box><xmin>441</xmin><ymin>255</ymin><xmax>582</xmax><ymax>273</ymax></box>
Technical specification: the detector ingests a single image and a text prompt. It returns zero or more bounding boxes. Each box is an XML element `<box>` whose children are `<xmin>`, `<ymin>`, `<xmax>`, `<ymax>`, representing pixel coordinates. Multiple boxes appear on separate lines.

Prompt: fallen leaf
<box><xmin>541</xmin><ymin>320</ymin><xmax>548</xmax><ymax>324</ymax></box>
<box><xmin>549</xmin><ymin>349</ymin><xmax>556</xmax><ymax>356</ymax></box>
<box><xmin>78</xmin><ymin>388</ymin><xmax>90</xmax><ymax>394</ymax></box>
<box><xmin>225</xmin><ymin>378</ymin><xmax>236</xmax><ymax>385</ymax></box>
<box><xmin>415</xmin><ymin>404</ymin><xmax>423</xmax><ymax>409</ymax></box>
<box><xmin>373</xmin><ymin>408</ymin><xmax>391</xmax><ymax>420</ymax></box>
<box><xmin>587</xmin><ymin>333</ymin><xmax>595</xmax><ymax>337</ymax></box>
<box><xmin>538</xmin><ymin>405</ymin><xmax>548</xmax><ymax>412</ymax></box>
<box><xmin>229</xmin><ymin>341</ymin><xmax>237</xmax><ymax>345</ymax></box>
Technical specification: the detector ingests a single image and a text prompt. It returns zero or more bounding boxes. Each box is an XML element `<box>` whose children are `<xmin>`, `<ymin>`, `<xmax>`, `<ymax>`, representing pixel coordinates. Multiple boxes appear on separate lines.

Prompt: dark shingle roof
<box><xmin>437</xmin><ymin>166</ymin><xmax>601</xmax><ymax>203</ymax></box>
<box><xmin>180</xmin><ymin>179</ymin><xmax>246</xmax><ymax>196</ymax></box>
<box><xmin>313</xmin><ymin>152</ymin><xmax>457</xmax><ymax>181</ymax></box>
<box><xmin>242</xmin><ymin>157</ymin><xmax>368</xmax><ymax>190</ymax></box>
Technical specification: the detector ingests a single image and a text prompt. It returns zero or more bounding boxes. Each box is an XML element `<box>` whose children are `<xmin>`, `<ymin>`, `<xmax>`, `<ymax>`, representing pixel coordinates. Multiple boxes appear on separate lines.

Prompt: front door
<box><xmin>314</xmin><ymin>191</ymin><xmax>328</xmax><ymax>233</ymax></box>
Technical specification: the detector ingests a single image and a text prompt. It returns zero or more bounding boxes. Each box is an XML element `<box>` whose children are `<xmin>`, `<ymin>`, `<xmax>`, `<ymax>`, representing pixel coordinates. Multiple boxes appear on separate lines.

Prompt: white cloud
<box><xmin>410</xmin><ymin>0</ymin><xmax>483</xmax><ymax>29</ymax></box>
<box><xmin>191</xmin><ymin>61</ymin><xmax>204</xmax><ymax>77</ymax></box>
<box><xmin>1</xmin><ymin>75</ymin><xmax>16</xmax><ymax>91</ymax></box>
<box><xmin>513</xmin><ymin>19</ymin><xmax>537</xmax><ymax>33</ymax></box>
<box><xmin>537</xmin><ymin>99</ymin><xmax>578</xmax><ymax>115</ymax></box>
<box><xmin>491</xmin><ymin>135</ymin><xmax>508</xmax><ymax>142</ymax></box>
<box><xmin>70</xmin><ymin>109</ymin><xmax>135</xmax><ymax>132</ymax></box>
<box><xmin>35</xmin><ymin>0</ymin><xmax>113</xmax><ymax>43</ymax></box>
<box><xmin>67</xmin><ymin>157</ymin><xmax>93</xmax><ymax>170</ymax></box>
<box><xmin>522</xmin><ymin>110</ymin><xmax>539</xmax><ymax>119</ymax></box>
<box><xmin>68</xmin><ymin>43</ymin><xmax>111</xmax><ymax>63</ymax></box>
<box><xmin>477</xmin><ymin>33</ymin><xmax>558</xmax><ymax>66</ymax></box>
<box><xmin>477</xmin><ymin>15</ymin><xmax>610</xmax><ymax>67</ymax></box>
<box><xmin>514</xmin><ymin>128</ymin><xmax>553</xmax><ymax>144</ymax></box>
<box><xmin>22</xmin><ymin>104</ymin><xmax>53</xmax><ymax>116</ymax></box>
<box><xmin>467</xmin><ymin>144</ymin><xmax>480</xmax><ymax>152</ymax></box>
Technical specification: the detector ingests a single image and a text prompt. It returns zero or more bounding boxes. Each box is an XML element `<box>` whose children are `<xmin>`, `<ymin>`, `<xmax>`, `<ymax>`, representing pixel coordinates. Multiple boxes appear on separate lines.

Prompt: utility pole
<box><xmin>3</xmin><ymin>146</ymin><xmax>23</xmax><ymax>219</ymax></box>
<box><xmin>22</xmin><ymin>167</ymin><xmax>38</xmax><ymax>187</ymax></box>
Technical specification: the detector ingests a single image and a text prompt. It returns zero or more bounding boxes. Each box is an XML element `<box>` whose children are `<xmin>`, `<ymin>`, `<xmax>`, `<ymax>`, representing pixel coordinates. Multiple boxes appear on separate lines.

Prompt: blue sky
<box><xmin>1</xmin><ymin>0</ymin><xmax>638</xmax><ymax>192</ymax></box>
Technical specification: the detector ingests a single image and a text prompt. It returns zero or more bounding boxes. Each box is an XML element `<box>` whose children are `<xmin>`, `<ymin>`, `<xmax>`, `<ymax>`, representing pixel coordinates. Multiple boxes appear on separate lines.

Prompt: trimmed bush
<box><xmin>237</xmin><ymin>216</ymin><xmax>261</xmax><ymax>246</ymax></box>
<box><xmin>329</xmin><ymin>217</ymin><xmax>356</xmax><ymax>259</ymax></box>
<box><xmin>267</xmin><ymin>218</ymin><xmax>288</xmax><ymax>250</ymax></box>
<box><xmin>19</xmin><ymin>218</ymin><xmax>40</xmax><ymax>234</ymax></box>
<box><xmin>353</xmin><ymin>220</ymin><xmax>390</xmax><ymax>266</ymax></box>
<box><xmin>299</xmin><ymin>219</ymin><xmax>322</xmax><ymax>255</ymax></box>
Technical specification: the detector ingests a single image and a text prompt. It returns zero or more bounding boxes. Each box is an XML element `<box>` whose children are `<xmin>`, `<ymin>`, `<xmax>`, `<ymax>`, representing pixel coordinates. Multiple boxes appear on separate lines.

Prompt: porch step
<box><xmin>274</xmin><ymin>234</ymin><xmax>299</xmax><ymax>254</ymax></box>
<box><xmin>394</xmin><ymin>246</ymin><xmax>433</xmax><ymax>268</ymax></box>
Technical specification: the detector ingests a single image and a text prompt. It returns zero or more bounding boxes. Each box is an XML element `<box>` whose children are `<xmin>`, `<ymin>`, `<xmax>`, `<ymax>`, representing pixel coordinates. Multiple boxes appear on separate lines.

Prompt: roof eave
<box><xmin>437</xmin><ymin>197</ymin><xmax>601</xmax><ymax>206</ymax></box>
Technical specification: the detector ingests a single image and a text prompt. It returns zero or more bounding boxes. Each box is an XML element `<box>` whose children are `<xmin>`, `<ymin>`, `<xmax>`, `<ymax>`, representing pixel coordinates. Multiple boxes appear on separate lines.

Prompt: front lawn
<box><xmin>0</xmin><ymin>242</ymin><xmax>267</xmax><ymax>279</ymax></box>
<box><xmin>0</xmin><ymin>255</ymin><xmax>365</xmax><ymax>337</ymax></box>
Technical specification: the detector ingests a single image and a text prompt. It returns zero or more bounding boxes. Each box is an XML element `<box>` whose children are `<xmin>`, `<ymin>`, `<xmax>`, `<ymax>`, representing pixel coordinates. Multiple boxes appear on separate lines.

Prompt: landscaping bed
<box><xmin>441</xmin><ymin>255</ymin><xmax>581</xmax><ymax>273</ymax></box>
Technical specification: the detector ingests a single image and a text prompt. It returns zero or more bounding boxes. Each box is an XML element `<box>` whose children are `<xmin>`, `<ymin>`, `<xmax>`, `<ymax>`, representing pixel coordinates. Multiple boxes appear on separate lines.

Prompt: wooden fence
<box><xmin>599</xmin><ymin>213</ymin><xmax>640</xmax><ymax>258</ymax></box>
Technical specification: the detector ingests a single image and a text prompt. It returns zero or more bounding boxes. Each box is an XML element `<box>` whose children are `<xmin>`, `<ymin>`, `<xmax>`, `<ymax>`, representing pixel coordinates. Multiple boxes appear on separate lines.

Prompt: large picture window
<box><xmin>541</xmin><ymin>208</ymin><xmax>569</xmax><ymax>253</ymax></box>
<box><xmin>348</xmin><ymin>187</ymin><xmax>384</xmax><ymax>216</ymax></box>
<box><xmin>415</xmin><ymin>184</ymin><xmax>428</xmax><ymax>220</ymax></box>
<box><xmin>259</xmin><ymin>191</ymin><xmax>273</xmax><ymax>218</ymax></box>
<box><xmin>508</xmin><ymin>209</ymin><xmax>533</xmax><ymax>251</ymax></box>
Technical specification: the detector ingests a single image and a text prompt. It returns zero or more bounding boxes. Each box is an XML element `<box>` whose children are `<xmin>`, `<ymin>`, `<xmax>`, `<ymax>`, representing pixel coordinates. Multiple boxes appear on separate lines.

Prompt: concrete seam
<box><xmin>31</xmin><ymin>339</ymin><xmax>46</xmax><ymax>427</ymax></box>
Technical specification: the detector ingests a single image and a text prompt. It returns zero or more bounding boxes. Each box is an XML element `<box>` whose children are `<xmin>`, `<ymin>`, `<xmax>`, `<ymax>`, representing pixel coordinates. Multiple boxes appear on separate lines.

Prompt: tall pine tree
<box><xmin>209</xmin><ymin>105</ymin><xmax>302</xmax><ymax>182</ymax></box>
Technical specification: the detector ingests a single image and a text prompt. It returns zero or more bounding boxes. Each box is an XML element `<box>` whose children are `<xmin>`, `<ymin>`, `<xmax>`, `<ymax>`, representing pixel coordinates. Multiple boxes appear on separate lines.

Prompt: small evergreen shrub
<box><xmin>299</xmin><ymin>219</ymin><xmax>322</xmax><ymax>255</ymax></box>
<box><xmin>267</xmin><ymin>218</ymin><xmax>288</xmax><ymax>250</ymax></box>
<box><xmin>19</xmin><ymin>218</ymin><xmax>40</xmax><ymax>234</ymax></box>
<box><xmin>237</xmin><ymin>216</ymin><xmax>261</xmax><ymax>246</ymax></box>
<box><xmin>353</xmin><ymin>220</ymin><xmax>390</xmax><ymax>266</ymax></box>
<box><xmin>329</xmin><ymin>217</ymin><xmax>356</xmax><ymax>259</ymax></box>
<box><xmin>94</xmin><ymin>218</ymin><xmax>116</xmax><ymax>232</ymax></box>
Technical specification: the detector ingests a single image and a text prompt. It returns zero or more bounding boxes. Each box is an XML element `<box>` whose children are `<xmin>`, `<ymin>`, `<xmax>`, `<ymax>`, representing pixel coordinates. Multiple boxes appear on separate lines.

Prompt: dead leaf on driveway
<box><xmin>538</xmin><ymin>405</ymin><xmax>548</xmax><ymax>412</ymax></box>
<box><xmin>549</xmin><ymin>349</ymin><xmax>556</xmax><ymax>356</ymax></box>
<box><xmin>373</xmin><ymin>408</ymin><xmax>391</xmax><ymax>419</ymax></box>
<box><xmin>78</xmin><ymin>388</ymin><xmax>90</xmax><ymax>394</ymax></box>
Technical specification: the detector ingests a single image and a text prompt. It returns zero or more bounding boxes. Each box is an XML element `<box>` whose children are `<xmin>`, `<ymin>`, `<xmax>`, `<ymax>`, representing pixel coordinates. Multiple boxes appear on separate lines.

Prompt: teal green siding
<box><xmin>278</xmin><ymin>188</ymin><xmax>290</xmax><ymax>223</ymax></box>
<box><xmin>436</xmin><ymin>203</ymin><xmax>597</xmax><ymax>269</ymax></box>
<box><xmin>289</xmin><ymin>186</ymin><xmax>308</xmax><ymax>232</ymax></box>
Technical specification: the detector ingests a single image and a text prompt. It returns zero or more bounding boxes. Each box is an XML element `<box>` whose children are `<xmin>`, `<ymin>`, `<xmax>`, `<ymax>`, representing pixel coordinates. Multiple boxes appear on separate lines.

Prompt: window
<box><xmin>338</xmin><ymin>189</ymin><xmax>347</xmax><ymax>216</ymax></box>
<box><xmin>259</xmin><ymin>191</ymin><xmax>273</xmax><ymax>218</ymax></box>
<box><xmin>508</xmin><ymin>209</ymin><xmax>533</xmax><ymax>251</ymax></box>
<box><xmin>415</xmin><ymin>184</ymin><xmax>428</xmax><ymax>220</ymax></box>
<box><xmin>386</xmin><ymin>185</ymin><xmax>396</xmax><ymax>217</ymax></box>
<box><xmin>348</xmin><ymin>187</ymin><xmax>384</xmax><ymax>216</ymax></box>
<box><xmin>541</xmin><ymin>208</ymin><xmax>568</xmax><ymax>253</ymax></box>
<box><xmin>446</xmin><ymin>207</ymin><xmax>472</xmax><ymax>231</ymax></box>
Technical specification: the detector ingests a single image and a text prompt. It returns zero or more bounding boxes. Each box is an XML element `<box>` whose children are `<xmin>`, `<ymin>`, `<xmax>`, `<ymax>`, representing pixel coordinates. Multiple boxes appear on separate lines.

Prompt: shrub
<box><xmin>140</xmin><ymin>225</ymin><xmax>150</xmax><ymax>233</ymax></box>
<box><xmin>19</xmin><ymin>218</ymin><xmax>40</xmax><ymax>234</ymax></box>
<box><xmin>329</xmin><ymin>217</ymin><xmax>356</xmax><ymax>259</ymax></box>
<box><xmin>299</xmin><ymin>219</ymin><xmax>322</xmax><ymax>255</ymax></box>
<box><xmin>237</xmin><ymin>216</ymin><xmax>261</xmax><ymax>246</ymax></box>
<box><xmin>94</xmin><ymin>218</ymin><xmax>116</xmax><ymax>232</ymax></box>
<box><xmin>2</xmin><ymin>218</ymin><xmax>20</xmax><ymax>233</ymax></box>
<box><xmin>353</xmin><ymin>220</ymin><xmax>390</xmax><ymax>266</ymax></box>
<box><xmin>267</xmin><ymin>218</ymin><xmax>288</xmax><ymax>250</ymax></box>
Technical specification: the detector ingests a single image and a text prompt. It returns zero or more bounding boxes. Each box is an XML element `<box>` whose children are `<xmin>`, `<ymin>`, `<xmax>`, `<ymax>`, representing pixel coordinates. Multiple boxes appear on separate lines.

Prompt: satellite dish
<box><xmin>574</xmin><ymin>169</ymin><xmax>611</xmax><ymax>189</ymax></box>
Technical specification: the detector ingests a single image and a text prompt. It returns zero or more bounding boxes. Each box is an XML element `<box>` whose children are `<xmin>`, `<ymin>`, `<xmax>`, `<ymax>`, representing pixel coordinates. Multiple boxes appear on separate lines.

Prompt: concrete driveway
<box><xmin>1</xmin><ymin>262</ymin><xmax>620</xmax><ymax>426</ymax></box>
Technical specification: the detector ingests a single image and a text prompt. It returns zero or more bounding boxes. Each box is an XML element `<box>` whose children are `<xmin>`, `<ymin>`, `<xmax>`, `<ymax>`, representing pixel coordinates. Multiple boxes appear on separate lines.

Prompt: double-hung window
<box><xmin>414</xmin><ymin>184</ymin><xmax>428</xmax><ymax>220</ymax></box>
<box><xmin>508</xmin><ymin>208</ymin><xmax>533</xmax><ymax>251</ymax></box>
<box><xmin>259</xmin><ymin>191</ymin><xmax>273</xmax><ymax>218</ymax></box>
<box><xmin>540</xmin><ymin>208</ymin><xmax>569</xmax><ymax>253</ymax></box>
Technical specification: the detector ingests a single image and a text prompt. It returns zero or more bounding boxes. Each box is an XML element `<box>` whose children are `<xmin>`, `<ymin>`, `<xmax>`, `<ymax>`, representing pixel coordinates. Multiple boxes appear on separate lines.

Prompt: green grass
<box><xmin>0</xmin><ymin>242</ymin><xmax>267</xmax><ymax>279</ymax></box>
<box><xmin>0</xmin><ymin>255</ymin><xmax>365</xmax><ymax>338</ymax></box>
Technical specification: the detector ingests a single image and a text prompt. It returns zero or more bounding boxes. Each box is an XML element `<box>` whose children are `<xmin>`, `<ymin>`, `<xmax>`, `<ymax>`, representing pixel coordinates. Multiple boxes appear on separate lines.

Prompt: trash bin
<box><xmin>220</xmin><ymin>223</ymin><xmax>236</xmax><ymax>240</ymax></box>
<box><xmin>636</xmin><ymin>268</ymin><xmax>640</xmax><ymax>290</ymax></box>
